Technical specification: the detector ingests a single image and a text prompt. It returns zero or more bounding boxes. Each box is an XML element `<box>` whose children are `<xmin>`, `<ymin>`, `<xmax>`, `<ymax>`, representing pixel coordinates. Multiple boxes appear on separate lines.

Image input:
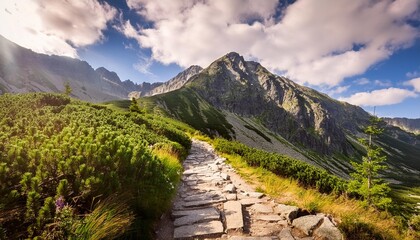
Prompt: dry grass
<box><xmin>221</xmin><ymin>153</ymin><xmax>415</xmax><ymax>240</ymax></box>
<box><xmin>73</xmin><ymin>195</ymin><xmax>135</xmax><ymax>240</ymax></box>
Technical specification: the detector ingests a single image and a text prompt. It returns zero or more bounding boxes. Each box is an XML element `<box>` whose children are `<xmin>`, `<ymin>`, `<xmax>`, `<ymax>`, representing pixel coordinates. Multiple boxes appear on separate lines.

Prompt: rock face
<box><xmin>187</xmin><ymin>52</ymin><xmax>369</xmax><ymax>155</ymax></box>
<box><xmin>159</xmin><ymin>140</ymin><xmax>343</xmax><ymax>239</ymax></box>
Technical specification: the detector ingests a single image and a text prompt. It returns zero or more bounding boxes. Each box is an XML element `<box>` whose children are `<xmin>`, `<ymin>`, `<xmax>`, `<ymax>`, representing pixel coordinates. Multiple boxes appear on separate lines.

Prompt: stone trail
<box><xmin>156</xmin><ymin>140</ymin><xmax>343</xmax><ymax>240</ymax></box>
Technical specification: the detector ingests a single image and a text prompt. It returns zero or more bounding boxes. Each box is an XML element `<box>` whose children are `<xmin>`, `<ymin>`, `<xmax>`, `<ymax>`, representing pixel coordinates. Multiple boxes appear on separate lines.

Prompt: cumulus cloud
<box><xmin>404</xmin><ymin>77</ymin><xmax>420</xmax><ymax>92</ymax></box>
<box><xmin>120</xmin><ymin>0</ymin><xmax>419</xmax><ymax>86</ymax></box>
<box><xmin>339</xmin><ymin>88</ymin><xmax>417</xmax><ymax>106</ymax></box>
<box><xmin>0</xmin><ymin>0</ymin><xmax>117</xmax><ymax>58</ymax></box>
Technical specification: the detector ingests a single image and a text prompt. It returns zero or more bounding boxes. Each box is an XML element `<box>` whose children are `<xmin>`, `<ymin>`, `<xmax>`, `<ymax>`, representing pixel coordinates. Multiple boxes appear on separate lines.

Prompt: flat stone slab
<box><xmin>292</xmin><ymin>215</ymin><xmax>323</xmax><ymax>236</ymax></box>
<box><xmin>279</xmin><ymin>227</ymin><xmax>295</xmax><ymax>240</ymax></box>
<box><xmin>173</xmin><ymin>220</ymin><xmax>224</xmax><ymax>239</ymax></box>
<box><xmin>251</xmin><ymin>204</ymin><xmax>273</xmax><ymax>213</ymax></box>
<box><xmin>183</xmin><ymin>197</ymin><xmax>226</xmax><ymax>207</ymax></box>
<box><xmin>240</xmin><ymin>198</ymin><xmax>265</xmax><ymax>206</ymax></box>
<box><xmin>174</xmin><ymin>211</ymin><xmax>220</xmax><ymax>226</ymax></box>
<box><xmin>247</xmin><ymin>192</ymin><xmax>265</xmax><ymax>198</ymax></box>
<box><xmin>224</xmin><ymin>201</ymin><xmax>244</xmax><ymax>230</ymax></box>
<box><xmin>313</xmin><ymin>217</ymin><xmax>343</xmax><ymax>240</ymax></box>
<box><xmin>172</xmin><ymin>207</ymin><xmax>219</xmax><ymax>218</ymax></box>
<box><xmin>256</xmin><ymin>214</ymin><xmax>283</xmax><ymax>222</ymax></box>
<box><xmin>229</xmin><ymin>237</ymin><xmax>278</xmax><ymax>240</ymax></box>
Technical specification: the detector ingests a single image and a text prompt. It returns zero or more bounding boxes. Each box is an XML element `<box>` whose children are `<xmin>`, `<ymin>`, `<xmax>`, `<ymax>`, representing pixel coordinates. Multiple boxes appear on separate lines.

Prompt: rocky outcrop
<box><xmin>156</xmin><ymin>140</ymin><xmax>343</xmax><ymax>239</ymax></box>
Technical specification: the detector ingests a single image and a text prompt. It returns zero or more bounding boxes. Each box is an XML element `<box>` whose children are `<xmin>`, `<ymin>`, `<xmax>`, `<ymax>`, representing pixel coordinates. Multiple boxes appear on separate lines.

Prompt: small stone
<box><xmin>292</xmin><ymin>215</ymin><xmax>323</xmax><ymax>236</ymax></box>
<box><xmin>172</xmin><ymin>207</ymin><xmax>219</xmax><ymax>218</ymax></box>
<box><xmin>224</xmin><ymin>183</ymin><xmax>236</xmax><ymax>193</ymax></box>
<box><xmin>221</xmin><ymin>173</ymin><xmax>230</xmax><ymax>180</ymax></box>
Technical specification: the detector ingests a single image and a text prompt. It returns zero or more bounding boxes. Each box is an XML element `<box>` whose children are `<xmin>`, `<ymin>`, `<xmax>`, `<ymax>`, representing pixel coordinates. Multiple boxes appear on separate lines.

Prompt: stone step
<box><xmin>224</xmin><ymin>201</ymin><xmax>244</xmax><ymax>231</ymax></box>
<box><xmin>174</xmin><ymin>211</ymin><xmax>220</xmax><ymax>226</ymax></box>
<box><xmin>173</xmin><ymin>220</ymin><xmax>224</xmax><ymax>239</ymax></box>
<box><xmin>172</xmin><ymin>207</ymin><xmax>219</xmax><ymax>218</ymax></box>
<box><xmin>240</xmin><ymin>198</ymin><xmax>265</xmax><ymax>206</ymax></box>
<box><xmin>229</xmin><ymin>236</ymin><xmax>278</xmax><ymax>240</ymax></box>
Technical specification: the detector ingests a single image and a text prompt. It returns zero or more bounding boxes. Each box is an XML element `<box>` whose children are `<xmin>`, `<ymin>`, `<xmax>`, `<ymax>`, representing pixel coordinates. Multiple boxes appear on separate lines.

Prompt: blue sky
<box><xmin>0</xmin><ymin>0</ymin><xmax>419</xmax><ymax>118</ymax></box>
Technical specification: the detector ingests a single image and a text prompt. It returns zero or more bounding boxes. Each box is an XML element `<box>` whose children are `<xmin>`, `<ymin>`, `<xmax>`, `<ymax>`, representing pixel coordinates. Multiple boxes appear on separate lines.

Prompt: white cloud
<box><xmin>339</xmin><ymin>88</ymin><xmax>417</xmax><ymax>106</ymax></box>
<box><xmin>0</xmin><ymin>0</ymin><xmax>117</xmax><ymax>58</ymax></box>
<box><xmin>120</xmin><ymin>0</ymin><xmax>419</xmax><ymax>87</ymax></box>
<box><xmin>354</xmin><ymin>78</ymin><xmax>370</xmax><ymax>85</ymax></box>
<box><xmin>404</xmin><ymin>77</ymin><xmax>420</xmax><ymax>92</ymax></box>
<box><xmin>327</xmin><ymin>85</ymin><xmax>350</xmax><ymax>96</ymax></box>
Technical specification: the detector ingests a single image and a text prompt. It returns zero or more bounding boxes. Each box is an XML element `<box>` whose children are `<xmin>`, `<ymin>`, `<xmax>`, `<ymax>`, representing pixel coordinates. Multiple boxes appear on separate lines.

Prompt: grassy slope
<box><xmin>138</xmin><ymin>88</ymin><xmax>235</xmax><ymax>139</ymax></box>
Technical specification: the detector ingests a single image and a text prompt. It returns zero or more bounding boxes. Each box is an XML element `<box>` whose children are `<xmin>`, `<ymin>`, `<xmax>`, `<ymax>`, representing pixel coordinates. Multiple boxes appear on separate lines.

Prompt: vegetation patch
<box><xmin>0</xmin><ymin>93</ymin><xmax>192</xmax><ymax>239</ymax></box>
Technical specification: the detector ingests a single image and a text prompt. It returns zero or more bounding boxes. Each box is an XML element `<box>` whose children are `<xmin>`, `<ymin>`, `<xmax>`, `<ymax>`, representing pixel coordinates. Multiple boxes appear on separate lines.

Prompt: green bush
<box><xmin>0</xmin><ymin>93</ymin><xmax>191</xmax><ymax>238</ymax></box>
<box><xmin>214</xmin><ymin>139</ymin><xmax>346</xmax><ymax>194</ymax></box>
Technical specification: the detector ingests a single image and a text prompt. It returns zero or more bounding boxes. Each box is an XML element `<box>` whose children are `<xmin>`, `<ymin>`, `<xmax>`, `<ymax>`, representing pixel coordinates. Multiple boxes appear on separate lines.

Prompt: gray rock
<box><xmin>172</xmin><ymin>207</ymin><xmax>219</xmax><ymax>218</ymax></box>
<box><xmin>275</xmin><ymin>204</ymin><xmax>299</xmax><ymax>223</ymax></box>
<box><xmin>313</xmin><ymin>217</ymin><xmax>343</xmax><ymax>240</ymax></box>
<box><xmin>247</xmin><ymin>192</ymin><xmax>265</xmax><ymax>198</ymax></box>
<box><xmin>174</xmin><ymin>210</ymin><xmax>220</xmax><ymax>226</ymax></box>
<box><xmin>173</xmin><ymin>220</ymin><xmax>223</xmax><ymax>239</ymax></box>
<box><xmin>226</xmin><ymin>193</ymin><xmax>237</xmax><ymax>201</ymax></box>
<box><xmin>229</xmin><ymin>237</ymin><xmax>277</xmax><ymax>240</ymax></box>
<box><xmin>240</xmin><ymin>198</ymin><xmax>265</xmax><ymax>206</ymax></box>
<box><xmin>279</xmin><ymin>227</ymin><xmax>295</xmax><ymax>240</ymax></box>
<box><xmin>224</xmin><ymin>183</ymin><xmax>236</xmax><ymax>193</ymax></box>
<box><xmin>256</xmin><ymin>214</ymin><xmax>282</xmax><ymax>222</ymax></box>
<box><xmin>183</xmin><ymin>198</ymin><xmax>226</xmax><ymax>207</ymax></box>
<box><xmin>224</xmin><ymin>201</ymin><xmax>244</xmax><ymax>230</ymax></box>
<box><xmin>221</xmin><ymin>172</ymin><xmax>230</xmax><ymax>180</ymax></box>
<box><xmin>292</xmin><ymin>215</ymin><xmax>323</xmax><ymax>236</ymax></box>
<box><xmin>251</xmin><ymin>204</ymin><xmax>273</xmax><ymax>213</ymax></box>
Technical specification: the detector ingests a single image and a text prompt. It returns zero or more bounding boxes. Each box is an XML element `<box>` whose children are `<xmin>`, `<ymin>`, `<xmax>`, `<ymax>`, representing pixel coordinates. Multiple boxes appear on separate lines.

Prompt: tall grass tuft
<box><xmin>72</xmin><ymin>195</ymin><xmax>134</xmax><ymax>240</ymax></box>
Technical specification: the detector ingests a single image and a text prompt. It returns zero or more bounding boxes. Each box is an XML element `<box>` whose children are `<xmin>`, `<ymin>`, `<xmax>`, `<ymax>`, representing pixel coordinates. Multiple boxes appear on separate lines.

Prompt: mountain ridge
<box><xmin>0</xmin><ymin>35</ymin><xmax>201</xmax><ymax>101</ymax></box>
<box><xmin>140</xmin><ymin>51</ymin><xmax>420</xmax><ymax>185</ymax></box>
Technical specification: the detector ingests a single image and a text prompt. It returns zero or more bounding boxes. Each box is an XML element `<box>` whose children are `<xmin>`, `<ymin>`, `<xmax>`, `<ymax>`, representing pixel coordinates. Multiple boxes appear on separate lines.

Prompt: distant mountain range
<box><xmin>141</xmin><ymin>52</ymin><xmax>420</xmax><ymax>185</ymax></box>
<box><xmin>0</xmin><ymin>35</ymin><xmax>201</xmax><ymax>101</ymax></box>
<box><xmin>383</xmin><ymin>117</ymin><xmax>420</xmax><ymax>134</ymax></box>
